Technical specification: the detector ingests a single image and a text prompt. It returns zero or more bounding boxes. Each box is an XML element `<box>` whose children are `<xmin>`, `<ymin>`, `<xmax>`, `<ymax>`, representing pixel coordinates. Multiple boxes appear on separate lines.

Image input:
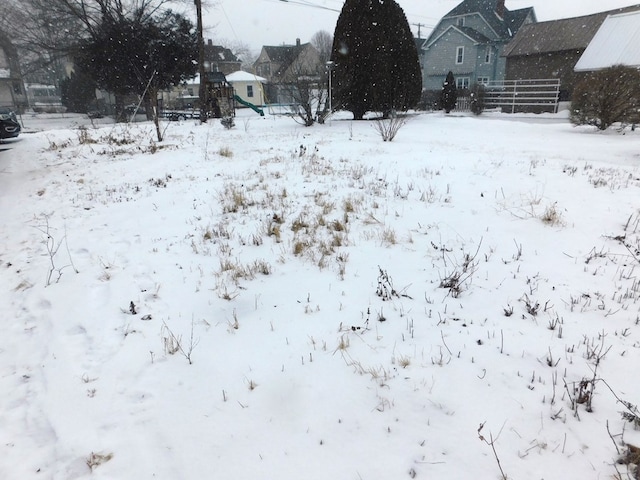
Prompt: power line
<box><xmin>267</xmin><ymin>0</ymin><xmax>340</xmax><ymax>12</ymax></box>
<box><xmin>264</xmin><ymin>0</ymin><xmax>436</xmax><ymax>33</ymax></box>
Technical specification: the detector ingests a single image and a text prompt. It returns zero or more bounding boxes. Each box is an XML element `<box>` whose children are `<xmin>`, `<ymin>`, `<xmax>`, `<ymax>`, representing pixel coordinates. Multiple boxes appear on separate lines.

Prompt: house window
<box><xmin>456</xmin><ymin>77</ymin><xmax>470</xmax><ymax>89</ymax></box>
<box><xmin>456</xmin><ymin>46</ymin><xmax>464</xmax><ymax>64</ymax></box>
<box><xmin>247</xmin><ymin>85</ymin><xmax>254</xmax><ymax>98</ymax></box>
<box><xmin>484</xmin><ymin>46</ymin><xmax>492</xmax><ymax>63</ymax></box>
<box><xmin>457</xmin><ymin>17</ymin><xmax>465</xmax><ymax>27</ymax></box>
<box><xmin>477</xmin><ymin>76</ymin><xmax>489</xmax><ymax>85</ymax></box>
<box><xmin>258</xmin><ymin>64</ymin><xmax>271</xmax><ymax>77</ymax></box>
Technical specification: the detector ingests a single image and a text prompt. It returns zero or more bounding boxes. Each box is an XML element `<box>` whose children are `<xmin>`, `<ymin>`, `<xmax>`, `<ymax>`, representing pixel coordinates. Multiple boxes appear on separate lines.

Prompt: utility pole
<box><xmin>195</xmin><ymin>0</ymin><xmax>207</xmax><ymax>123</ymax></box>
<box><xmin>413</xmin><ymin>23</ymin><xmax>425</xmax><ymax>39</ymax></box>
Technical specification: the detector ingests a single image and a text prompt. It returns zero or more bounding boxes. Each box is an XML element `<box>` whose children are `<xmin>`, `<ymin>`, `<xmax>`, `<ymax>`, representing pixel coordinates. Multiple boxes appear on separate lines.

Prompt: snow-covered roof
<box><xmin>226</xmin><ymin>71</ymin><xmax>267</xmax><ymax>83</ymax></box>
<box><xmin>575</xmin><ymin>10</ymin><xmax>640</xmax><ymax>71</ymax></box>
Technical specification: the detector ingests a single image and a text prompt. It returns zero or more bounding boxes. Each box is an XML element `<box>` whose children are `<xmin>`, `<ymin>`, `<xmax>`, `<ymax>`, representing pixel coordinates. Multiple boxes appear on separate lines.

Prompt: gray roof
<box><xmin>503</xmin><ymin>4</ymin><xmax>640</xmax><ymax>57</ymax></box>
<box><xmin>261</xmin><ymin>43</ymin><xmax>311</xmax><ymax>76</ymax></box>
<box><xmin>456</xmin><ymin>25</ymin><xmax>491</xmax><ymax>43</ymax></box>
<box><xmin>445</xmin><ymin>0</ymin><xmax>535</xmax><ymax>39</ymax></box>
<box><xmin>204</xmin><ymin>44</ymin><xmax>240</xmax><ymax>63</ymax></box>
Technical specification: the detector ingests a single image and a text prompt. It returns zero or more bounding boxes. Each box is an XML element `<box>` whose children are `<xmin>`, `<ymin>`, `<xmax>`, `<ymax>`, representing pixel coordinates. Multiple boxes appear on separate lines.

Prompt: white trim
<box><xmin>456</xmin><ymin>77</ymin><xmax>470</xmax><ymax>89</ymax></box>
<box><xmin>426</xmin><ymin>25</ymin><xmax>483</xmax><ymax>49</ymax></box>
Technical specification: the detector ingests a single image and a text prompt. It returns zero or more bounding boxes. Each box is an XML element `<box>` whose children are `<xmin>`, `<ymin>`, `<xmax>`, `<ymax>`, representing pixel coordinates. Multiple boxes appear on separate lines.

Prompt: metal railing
<box><xmin>482</xmin><ymin>79</ymin><xmax>561</xmax><ymax>113</ymax></box>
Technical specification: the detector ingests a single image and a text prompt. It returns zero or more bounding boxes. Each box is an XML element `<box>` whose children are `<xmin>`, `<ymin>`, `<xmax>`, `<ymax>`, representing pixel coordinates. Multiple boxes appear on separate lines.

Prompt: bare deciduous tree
<box><xmin>311</xmin><ymin>30</ymin><xmax>333</xmax><ymax>65</ymax></box>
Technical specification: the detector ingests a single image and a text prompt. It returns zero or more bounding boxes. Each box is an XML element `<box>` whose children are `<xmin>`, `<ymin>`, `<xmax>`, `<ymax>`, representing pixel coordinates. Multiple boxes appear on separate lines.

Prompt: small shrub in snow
<box><xmin>540</xmin><ymin>202</ymin><xmax>564</xmax><ymax>226</ymax></box>
<box><xmin>32</xmin><ymin>214</ymin><xmax>78</xmax><ymax>286</ymax></box>
<box><xmin>218</xmin><ymin>146</ymin><xmax>233</xmax><ymax>157</ymax></box>
<box><xmin>76</xmin><ymin>126</ymin><xmax>96</xmax><ymax>144</ymax></box>
<box><xmin>86</xmin><ymin>452</ymin><xmax>113</xmax><ymax>471</ymax></box>
<box><xmin>438</xmin><ymin>241</ymin><xmax>481</xmax><ymax>298</ymax></box>
<box><xmin>372</xmin><ymin>115</ymin><xmax>407</xmax><ymax>142</ymax></box>
<box><xmin>161</xmin><ymin>319</ymin><xmax>199</xmax><ymax>365</ymax></box>
<box><xmin>376</xmin><ymin>267</ymin><xmax>399</xmax><ymax>301</ymax></box>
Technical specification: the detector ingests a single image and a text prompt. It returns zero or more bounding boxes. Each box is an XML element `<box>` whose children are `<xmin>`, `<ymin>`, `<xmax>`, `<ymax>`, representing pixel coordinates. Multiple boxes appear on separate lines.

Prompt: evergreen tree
<box><xmin>441</xmin><ymin>71</ymin><xmax>457</xmax><ymax>114</ymax></box>
<box><xmin>60</xmin><ymin>70</ymin><xmax>97</xmax><ymax>113</ymax></box>
<box><xmin>331</xmin><ymin>0</ymin><xmax>422</xmax><ymax>120</ymax></box>
<box><xmin>75</xmin><ymin>10</ymin><xmax>197</xmax><ymax>123</ymax></box>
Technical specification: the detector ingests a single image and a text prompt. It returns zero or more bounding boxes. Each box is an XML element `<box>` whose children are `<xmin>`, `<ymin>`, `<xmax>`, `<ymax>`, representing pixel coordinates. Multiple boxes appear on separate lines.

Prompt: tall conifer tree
<box><xmin>441</xmin><ymin>71</ymin><xmax>457</xmax><ymax>114</ymax></box>
<box><xmin>331</xmin><ymin>0</ymin><xmax>421</xmax><ymax>120</ymax></box>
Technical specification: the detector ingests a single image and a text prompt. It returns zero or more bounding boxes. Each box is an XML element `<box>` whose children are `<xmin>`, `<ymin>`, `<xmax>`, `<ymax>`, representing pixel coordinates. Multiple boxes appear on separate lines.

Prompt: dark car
<box><xmin>0</xmin><ymin>107</ymin><xmax>21</xmax><ymax>139</ymax></box>
<box><xmin>87</xmin><ymin>110</ymin><xmax>104</xmax><ymax>119</ymax></box>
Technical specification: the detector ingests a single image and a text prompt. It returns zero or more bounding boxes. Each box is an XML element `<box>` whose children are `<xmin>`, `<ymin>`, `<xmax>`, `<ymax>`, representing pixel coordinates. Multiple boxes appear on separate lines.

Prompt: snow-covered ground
<box><xmin>1</xmin><ymin>109</ymin><xmax>640</xmax><ymax>480</ymax></box>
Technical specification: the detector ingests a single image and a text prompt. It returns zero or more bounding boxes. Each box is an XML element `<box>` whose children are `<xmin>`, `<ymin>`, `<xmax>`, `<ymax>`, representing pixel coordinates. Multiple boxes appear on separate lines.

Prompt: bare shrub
<box><xmin>570</xmin><ymin>65</ymin><xmax>640</xmax><ymax>130</ymax></box>
<box><xmin>218</xmin><ymin>146</ymin><xmax>233</xmax><ymax>157</ymax></box>
<box><xmin>438</xmin><ymin>240</ymin><xmax>482</xmax><ymax>298</ymax></box>
<box><xmin>86</xmin><ymin>452</ymin><xmax>113</xmax><ymax>471</ymax></box>
<box><xmin>540</xmin><ymin>202</ymin><xmax>564</xmax><ymax>226</ymax></box>
<box><xmin>372</xmin><ymin>114</ymin><xmax>408</xmax><ymax>142</ymax></box>
<box><xmin>161</xmin><ymin>319</ymin><xmax>199</xmax><ymax>365</ymax></box>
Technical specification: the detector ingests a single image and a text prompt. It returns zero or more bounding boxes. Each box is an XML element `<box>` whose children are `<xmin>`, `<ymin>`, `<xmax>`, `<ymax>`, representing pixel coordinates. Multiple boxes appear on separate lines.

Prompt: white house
<box><xmin>226</xmin><ymin>71</ymin><xmax>267</xmax><ymax>107</ymax></box>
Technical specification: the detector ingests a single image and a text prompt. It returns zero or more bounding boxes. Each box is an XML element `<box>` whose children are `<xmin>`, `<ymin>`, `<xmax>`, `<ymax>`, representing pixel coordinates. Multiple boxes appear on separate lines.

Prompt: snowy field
<box><xmin>1</xmin><ymin>109</ymin><xmax>640</xmax><ymax>479</ymax></box>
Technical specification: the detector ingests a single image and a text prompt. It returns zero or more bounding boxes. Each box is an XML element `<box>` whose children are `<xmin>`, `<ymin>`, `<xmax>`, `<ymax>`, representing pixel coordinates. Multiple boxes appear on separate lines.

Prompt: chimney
<box><xmin>496</xmin><ymin>0</ymin><xmax>505</xmax><ymax>19</ymax></box>
<box><xmin>208</xmin><ymin>39</ymin><xmax>213</xmax><ymax>46</ymax></box>
<box><xmin>296</xmin><ymin>38</ymin><xmax>301</xmax><ymax>47</ymax></box>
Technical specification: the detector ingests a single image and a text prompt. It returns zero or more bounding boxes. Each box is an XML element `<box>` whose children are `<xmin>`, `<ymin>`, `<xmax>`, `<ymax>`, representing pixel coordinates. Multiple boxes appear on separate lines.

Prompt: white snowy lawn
<box><xmin>1</xmin><ymin>109</ymin><xmax>640</xmax><ymax>480</ymax></box>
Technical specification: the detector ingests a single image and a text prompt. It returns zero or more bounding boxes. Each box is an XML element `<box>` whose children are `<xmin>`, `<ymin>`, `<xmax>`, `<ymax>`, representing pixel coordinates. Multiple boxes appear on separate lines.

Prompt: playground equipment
<box><xmin>205</xmin><ymin>72</ymin><xmax>235</xmax><ymax>118</ymax></box>
<box><xmin>233</xmin><ymin>95</ymin><xmax>264</xmax><ymax>116</ymax></box>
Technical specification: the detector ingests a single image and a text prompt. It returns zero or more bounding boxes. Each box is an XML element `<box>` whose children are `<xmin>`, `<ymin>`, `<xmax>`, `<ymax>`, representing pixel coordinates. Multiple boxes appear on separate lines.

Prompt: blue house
<box><xmin>422</xmin><ymin>0</ymin><xmax>536</xmax><ymax>91</ymax></box>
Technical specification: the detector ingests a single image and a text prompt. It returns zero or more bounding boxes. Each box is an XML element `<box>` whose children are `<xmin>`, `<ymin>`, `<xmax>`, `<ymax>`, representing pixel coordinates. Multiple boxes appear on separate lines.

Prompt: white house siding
<box><xmin>226</xmin><ymin>71</ymin><xmax>267</xmax><ymax>106</ymax></box>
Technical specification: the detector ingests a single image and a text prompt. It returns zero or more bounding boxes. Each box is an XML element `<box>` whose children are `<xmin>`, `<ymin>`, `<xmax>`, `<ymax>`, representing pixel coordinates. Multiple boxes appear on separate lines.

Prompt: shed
<box><xmin>503</xmin><ymin>5</ymin><xmax>640</xmax><ymax>99</ymax></box>
<box><xmin>226</xmin><ymin>71</ymin><xmax>267</xmax><ymax>107</ymax></box>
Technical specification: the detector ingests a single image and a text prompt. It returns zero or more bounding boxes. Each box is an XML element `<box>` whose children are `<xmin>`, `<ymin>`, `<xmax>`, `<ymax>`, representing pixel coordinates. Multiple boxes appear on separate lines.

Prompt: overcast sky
<box><xmin>202</xmin><ymin>0</ymin><xmax>637</xmax><ymax>55</ymax></box>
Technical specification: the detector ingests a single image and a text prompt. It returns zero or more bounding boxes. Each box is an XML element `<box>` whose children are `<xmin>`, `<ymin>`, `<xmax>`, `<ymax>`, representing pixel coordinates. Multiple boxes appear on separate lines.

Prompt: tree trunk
<box><xmin>150</xmin><ymin>86</ymin><xmax>162</xmax><ymax>142</ymax></box>
<box><xmin>115</xmin><ymin>94</ymin><xmax>126</xmax><ymax>122</ymax></box>
<box><xmin>145</xmin><ymin>96</ymin><xmax>153</xmax><ymax>121</ymax></box>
